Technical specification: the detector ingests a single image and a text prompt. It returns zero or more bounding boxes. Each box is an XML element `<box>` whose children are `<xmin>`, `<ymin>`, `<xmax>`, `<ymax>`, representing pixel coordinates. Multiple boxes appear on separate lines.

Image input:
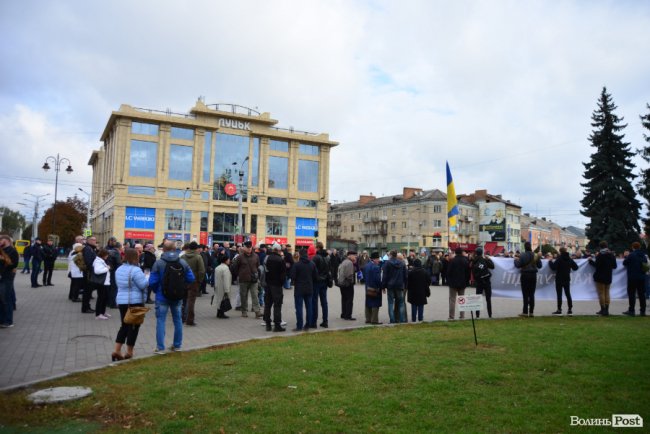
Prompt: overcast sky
<box><xmin>1</xmin><ymin>0</ymin><xmax>649</xmax><ymax>229</ymax></box>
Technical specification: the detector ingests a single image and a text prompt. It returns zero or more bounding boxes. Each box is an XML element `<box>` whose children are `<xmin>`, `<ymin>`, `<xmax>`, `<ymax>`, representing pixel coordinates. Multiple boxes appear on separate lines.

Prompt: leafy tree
<box><xmin>637</xmin><ymin>103</ymin><xmax>650</xmax><ymax>239</ymax></box>
<box><xmin>581</xmin><ymin>87</ymin><xmax>641</xmax><ymax>253</ymax></box>
<box><xmin>0</xmin><ymin>206</ymin><xmax>27</xmax><ymax>237</ymax></box>
<box><xmin>23</xmin><ymin>223</ymin><xmax>33</xmax><ymax>241</ymax></box>
<box><xmin>38</xmin><ymin>196</ymin><xmax>87</xmax><ymax>247</ymax></box>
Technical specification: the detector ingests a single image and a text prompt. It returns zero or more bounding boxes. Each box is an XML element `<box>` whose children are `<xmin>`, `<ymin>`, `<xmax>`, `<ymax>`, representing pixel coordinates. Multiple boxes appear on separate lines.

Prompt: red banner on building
<box><xmin>124</xmin><ymin>230</ymin><xmax>155</xmax><ymax>240</ymax></box>
<box><xmin>200</xmin><ymin>232</ymin><xmax>208</xmax><ymax>246</ymax></box>
<box><xmin>295</xmin><ymin>238</ymin><xmax>314</xmax><ymax>247</ymax></box>
<box><xmin>448</xmin><ymin>242</ymin><xmax>477</xmax><ymax>252</ymax></box>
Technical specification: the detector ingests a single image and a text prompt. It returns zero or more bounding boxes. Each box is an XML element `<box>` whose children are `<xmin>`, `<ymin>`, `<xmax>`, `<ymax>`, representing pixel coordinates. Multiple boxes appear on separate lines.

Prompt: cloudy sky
<box><xmin>1</xmin><ymin>0</ymin><xmax>649</xmax><ymax>229</ymax></box>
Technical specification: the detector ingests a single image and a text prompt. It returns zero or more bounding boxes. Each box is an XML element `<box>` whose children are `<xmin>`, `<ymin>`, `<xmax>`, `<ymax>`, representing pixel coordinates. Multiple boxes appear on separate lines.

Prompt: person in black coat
<box><xmin>447</xmin><ymin>248</ymin><xmax>470</xmax><ymax>320</ymax></box>
<box><xmin>549</xmin><ymin>247</ymin><xmax>579</xmax><ymax>315</ymax></box>
<box><xmin>290</xmin><ymin>250</ymin><xmax>317</xmax><ymax>331</ymax></box>
<box><xmin>407</xmin><ymin>259</ymin><xmax>430</xmax><ymax>322</ymax></box>
<box><xmin>41</xmin><ymin>239</ymin><xmax>57</xmax><ymax>286</ymax></box>
<box><xmin>588</xmin><ymin>240</ymin><xmax>617</xmax><ymax>316</ymax></box>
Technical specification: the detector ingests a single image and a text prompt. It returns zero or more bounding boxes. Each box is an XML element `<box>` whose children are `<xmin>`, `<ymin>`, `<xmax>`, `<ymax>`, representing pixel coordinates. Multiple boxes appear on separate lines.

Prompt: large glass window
<box><xmin>251</xmin><ymin>137</ymin><xmax>260</xmax><ymax>187</ymax></box>
<box><xmin>214</xmin><ymin>133</ymin><xmax>249</xmax><ymax>201</ymax></box>
<box><xmin>299</xmin><ymin>143</ymin><xmax>319</xmax><ymax>155</ymax></box>
<box><xmin>165</xmin><ymin>209</ymin><xmax>191</xmax><ymax>231</ymax></box>
<box><xmin>298</xmin><ymin>160</ymin><xmax>319</xmax><ymax>192</ymax></box>
<box><xmin>129</xmin><ymin>140</ymin><xmax>158</xmax><ymax>178</ymax></box>
<box><xmin>267</xmin><ymin>197</ymin><xmax>287</xmax><ymax>205</ymax></box>
<box><xmin>250</xmin><ymin>215</ymin><xmax>257</xmax><ymax>234</ymax></box>
<box><xmin>171</xmin><ymin>126</ymin><xmax>194</xmax><ymax>140</ymax></box>
<box><xmin>266</xmin><ymin>216</ymin><xmax>288</xmax><ymax>236</ymax></box>
<box><xmin>168</xmin><ymin>189</ymin><xmax>190</xmax><ymax>199</ymax></box>
<box><xmin>297</xmin><ymin>199</ymin><xmax>317</xmax><ymax>208</ymax></box>
<box><xmin>201</xmin><ymin>191</ymin><xmax>209</xmax><ymax>200</ymax></box>
<box><xmin>212</xmin><ymin>212</ymin><xmax>245</xmax><ymax>235</ymax></box>
<box><xmin>268</xmin><ymin>156</ymin><xmax>288</xmax><ymax>189</ymax></box>
<box><xmin>203</xmin><ymin>132</ymin><xmax>212</xmax><ymax>183</ymax></box>
<box><xmin>200</xmin><ymin>211</ymin><xmax>209</xmax><ymax>232</ymax></box>
<box><xmin>132</xmin><ymin>122</ymin><xmax>159</xmax><ymax>136</ymax></box>
<box><xmin>128</xmin><ymin>186</ymin><xmax>155</xmax><ymax>196</ymax></box>
<box><xmin>269</xmin><ymin>139</ymin><xmax>288</xmax><ymax>152</ymax></box>
<box><xmin>169</xmin><ymin>145</ymin><xmax>193</xmax><ymax>181</ymax></box>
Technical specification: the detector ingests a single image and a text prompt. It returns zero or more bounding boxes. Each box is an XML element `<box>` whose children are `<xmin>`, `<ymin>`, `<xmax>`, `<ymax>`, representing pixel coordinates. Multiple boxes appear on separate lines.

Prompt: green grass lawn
<box><xmin>0</xmin><ymin>317</ymin><xmax>648</xmax><ymax>433</ymax></box>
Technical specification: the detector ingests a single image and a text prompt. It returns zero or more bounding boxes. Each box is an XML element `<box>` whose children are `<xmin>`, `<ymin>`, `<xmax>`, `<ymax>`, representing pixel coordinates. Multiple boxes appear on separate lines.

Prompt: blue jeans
<box><xmin>387</xmin><ymin>289</ymin><xmax>406</xmax><ymax>323</ymax></box>
<box><xmin>411</xmin><ymin>304</ymin><xmax>424</xmax><ymax>322</ymax></box>
<box><xmin>0</xmin><ymin>274</ymin><xmax>15</xmax><ymax>326</ymax></box>
<box><xmin>155</xmin><ymin>299</ymin><xmax>183</xmax><ymax>350</ymax></box>
<box><xmin>22</xmin><ymin>259</ymin><xmax>30</xmax><ymax>273</ymax></box>
<box><xmin>311</xmin><ymin>282</ymin><xmax>328</xmax><ymax>326</ymax></box>
<box><xmin>283</xmin><ymin>277</ymin><xmax>292</xmax><ymax>289</ymax></box>
<box><xmin>31</xmin><ymin>260</ymin><xmax>42</xmax><ymax>287</ymax></box>
<box><xmin>294</xmin><ymin>291</ymin><xmax>313</xmax><ymax>330</ymax></box>
<box><xmin>258</xmin><ymin>286</ymin><xmax>265</xmax><ymax>307</ymax></box>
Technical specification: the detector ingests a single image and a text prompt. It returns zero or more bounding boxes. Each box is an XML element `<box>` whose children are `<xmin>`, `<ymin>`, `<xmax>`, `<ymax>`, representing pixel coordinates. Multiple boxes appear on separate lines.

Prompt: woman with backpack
<box><xmin>67</xmin><ymin>243</ymin><xmax>85</xmax><ymax>302</ymax></box>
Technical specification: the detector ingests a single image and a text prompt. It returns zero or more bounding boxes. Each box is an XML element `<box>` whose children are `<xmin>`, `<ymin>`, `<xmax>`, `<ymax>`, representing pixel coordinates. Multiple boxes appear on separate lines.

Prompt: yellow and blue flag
<box><xmin>446</xmin><ymin>161</ymin><xmax>459</xmax><ymax>227</ymax></box>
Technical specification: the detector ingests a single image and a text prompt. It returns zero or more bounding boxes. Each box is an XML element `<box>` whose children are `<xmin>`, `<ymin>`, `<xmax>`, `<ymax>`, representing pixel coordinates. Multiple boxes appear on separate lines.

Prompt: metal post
<box><xmin>471</xmin><ymin>311</ymin><xmax>478</xmax><ymax>347</ymax></box>
<box><xmin>23</xmin><ymin>193</ymin><xmax>49</xmax><ymax>240</ymax></box>
<box><xmin>78</xmin><ymin>188</ymin><xmax>91</xmax><ymax>234</ymax></box>
<box><xmin>234</xmin><ymin>156</ymin><xmax>248</xmax><ymax>238</ymax></box>
<box><xmin>182</xmin><ymin>187</ymin><xmax>190</xmax><ymax>243</ymax></box>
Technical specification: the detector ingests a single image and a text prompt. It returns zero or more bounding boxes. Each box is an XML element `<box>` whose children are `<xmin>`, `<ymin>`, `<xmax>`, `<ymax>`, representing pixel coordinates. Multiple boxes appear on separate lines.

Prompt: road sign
<box><xmin>457</xmin><ymin>294</ymin><xmax>483</xmax><ymax>312</ymax></box>
<box><xmin>84</xmin><ymin>229</ymin><xmax>92</xmax><ymax>237</ymax></box>
<box><xmin>224</xmin><ymin>183</ymin><xmax>237</xmax><ymax>196</ymax></box>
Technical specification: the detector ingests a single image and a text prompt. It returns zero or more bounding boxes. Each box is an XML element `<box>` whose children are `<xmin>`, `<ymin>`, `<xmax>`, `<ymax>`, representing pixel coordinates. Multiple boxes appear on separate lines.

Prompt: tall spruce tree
<box><xmin>581</xmin><ymin>87</ymin><xmax>640</xmax><ymax>253</ymax></box>
<box><xmin>637</xmin><ymin>103</ymin><xmax>650</xmax><ymax>239</ymax></box>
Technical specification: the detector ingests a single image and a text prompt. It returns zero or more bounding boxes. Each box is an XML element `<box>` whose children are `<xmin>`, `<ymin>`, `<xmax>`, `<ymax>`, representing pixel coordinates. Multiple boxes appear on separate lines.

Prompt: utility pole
<box><xmin>42</xmin><ymin>153</ymin><xmax>73</xmax><ymax>244</ymax></box>
<box><xmin>233</xmin><ymin>157</ymin><xmax>249</xmax><ymax>239</ymax></box>
<box><xmin>181</xmin><ymin>187</ymin><xmax>191</xmax><ymax>243</ymax></box>
<box><xmin>78</xmin><ymin>188</ymin><xmax>92</xmax><ymax>235</ymax></box>
<box><xmin>22</xmin><ymin>193</ymin><xmax>50</xmax><ymax>240</ymax></box>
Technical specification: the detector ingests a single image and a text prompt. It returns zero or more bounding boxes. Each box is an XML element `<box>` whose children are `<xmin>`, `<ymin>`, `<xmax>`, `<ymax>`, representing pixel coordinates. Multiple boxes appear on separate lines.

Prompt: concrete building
<box><xmin>459</xmin><ymin>189</ymin><xmax>522</xmax><ymax>255</ymax></box>
<box><xmin>327</xmin><ymin>187</ymin><xmax>479</xmax><ymax>253</ymax></box>
<box><xmin>520</xmin><ymin>214</ymin><xmax>584</xmax><ymax>253</ymax></box>
<box><xmin>88</xmin><ymin>100</ymin><xmax>337</xmax><ymax>247</ymax></box>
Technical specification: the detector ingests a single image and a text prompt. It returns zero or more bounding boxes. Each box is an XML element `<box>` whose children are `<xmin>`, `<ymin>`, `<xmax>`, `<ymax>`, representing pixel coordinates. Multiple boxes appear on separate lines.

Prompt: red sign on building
<box><xmin>124</xmin><ymin>230</ymin><xmax>155</xmax><ymax>240</ymax></box>
<box><xmin>448</xmin><ymin>242</ymin><xmax>477</xmax><ymax>252</ymax></box>
<box><xmin>264</xmin><ymin>237</ymin><xmax>288</xmax><ymax>245</ymax></box>
<box><xmin>295</xmin><ymin>238</ymin><xmax>314</xmax><ymax>247</ymax></box>
<box><xmin>224</xmin><ymin>183</ymin><xmax>237</xmax><ymax>196</ymax></box>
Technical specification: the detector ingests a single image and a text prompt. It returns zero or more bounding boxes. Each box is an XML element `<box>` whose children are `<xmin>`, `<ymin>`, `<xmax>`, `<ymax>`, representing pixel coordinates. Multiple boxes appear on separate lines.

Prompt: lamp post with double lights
<box><xmin>42</xmin><ymin>154</ymin><xmax>73</xmax><ymax>243</ymax></box>
<box><xmin>21</xmin><ymin>193</ymin><xmax>50</xmax><ymax>240</ymax></box>
<box><xmin>232</xmin><ymin>157</ymin><xmax>249</xmax><ymax>238</ymax></box>
<box><xmin>78</xmin><ymin>188</ymin><xmax>91</xmax><ymax>235</ymax></box>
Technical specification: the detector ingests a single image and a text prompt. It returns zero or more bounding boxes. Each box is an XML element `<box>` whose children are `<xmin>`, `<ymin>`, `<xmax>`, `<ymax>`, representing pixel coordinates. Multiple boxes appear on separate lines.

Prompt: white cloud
<box><xmin>1</xmin><ymin>0</ymin><xmax>649</xmax><ymax>229</ymax></box>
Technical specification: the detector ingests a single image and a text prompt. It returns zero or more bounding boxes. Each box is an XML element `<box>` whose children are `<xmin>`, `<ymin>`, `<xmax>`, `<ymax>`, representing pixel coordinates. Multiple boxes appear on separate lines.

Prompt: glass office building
<box><xmin>88</xmin><ymin>100</ymin><xmax>337</xmax><ymax>247</ymax></box>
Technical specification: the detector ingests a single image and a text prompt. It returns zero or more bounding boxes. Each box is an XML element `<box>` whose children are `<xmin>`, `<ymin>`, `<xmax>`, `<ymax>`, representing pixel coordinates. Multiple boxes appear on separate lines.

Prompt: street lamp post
<box><xmin>42</xmin><ymin>154</ymin><xmax>73</xmax><ymax>243</ymax></box>
<box><xmin>181</xmin><ymin>187</ymin><xmax>191</xmax><ymax>243</ymax></box>
<box><xmin>78</xmin><ymin>188</ymin><xmax>91</xmax><ymax>234</ymax></box>
<box><xmin>232</xmin><ymin>157</ymin><xmax>249</xmax><ymax>238</ymax></box>
<box><xmin>0</xmin><ymin>208</ymin><xmax>4</xmax><ymax>233</ymax></box>
<box><xmin>22</xmin><ymin>193</ymin><xmax>50</xmax><ymax>240</ymax></box>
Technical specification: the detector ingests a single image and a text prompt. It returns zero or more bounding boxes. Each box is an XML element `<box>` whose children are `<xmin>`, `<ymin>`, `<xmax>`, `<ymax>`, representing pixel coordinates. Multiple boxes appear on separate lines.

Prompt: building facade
<box><xmin>88</xmin><ymin>100</ymin><xmax>337</xmax><ymax>247</ymax></box>
<box><xmin>327</xmin><ymin>188</ymin><xmax>479</xmax><ymax>253</ymax></box>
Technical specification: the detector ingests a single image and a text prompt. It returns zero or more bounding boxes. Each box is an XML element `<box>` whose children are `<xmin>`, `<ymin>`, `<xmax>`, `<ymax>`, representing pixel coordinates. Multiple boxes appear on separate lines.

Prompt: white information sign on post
<box><xmin>457</xmin><ymin>295</ymin><xmax>483</xmax><ymax>312</ymax></box>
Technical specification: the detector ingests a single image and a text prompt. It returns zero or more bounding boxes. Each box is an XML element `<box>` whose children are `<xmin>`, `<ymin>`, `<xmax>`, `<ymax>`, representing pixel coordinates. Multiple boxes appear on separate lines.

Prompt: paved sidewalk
<box><xmin>0</xmin><ymin>270</ymin><xmax>630</xmax><ymax>390</ymax></box>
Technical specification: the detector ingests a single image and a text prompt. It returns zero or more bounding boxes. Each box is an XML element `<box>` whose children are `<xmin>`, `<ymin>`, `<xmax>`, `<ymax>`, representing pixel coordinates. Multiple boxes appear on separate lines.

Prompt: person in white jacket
<box><xmin>67</xmin><ymin>243</ymin><xmax>84</xmax><ymax>302</ymax></box>
<box><xmin>93</xmin><ymin>249</ymin><xmax>112</xmax><ymax>320</ymax></box>
<box><xmin>214</xmin><ymin>255</ymin><xmax>232</xmax><ymax>318</ymax></box>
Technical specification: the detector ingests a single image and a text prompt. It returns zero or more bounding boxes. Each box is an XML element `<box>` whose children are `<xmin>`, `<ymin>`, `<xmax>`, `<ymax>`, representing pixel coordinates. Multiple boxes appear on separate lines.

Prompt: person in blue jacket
<box><xmin>364</xmin><ymin>252</ymin><xmax>384</xmax><ymax>324</ymax></box>
<box><xmin>622</xmin><ymin>242</ymin><xmax>647</xmax><ymax>316</ymax></box>
<box><xmin>149</xmin><ymin>240</ymin><xmax>195</xmax><ymax>353</ymax></box>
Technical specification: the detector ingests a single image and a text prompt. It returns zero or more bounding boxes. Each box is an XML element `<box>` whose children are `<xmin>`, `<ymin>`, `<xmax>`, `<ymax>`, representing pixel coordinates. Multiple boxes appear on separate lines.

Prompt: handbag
<box><xmin>123</xmin><ymin>268</ymin><xmax>150</xmax><ymax>325</ymax></box>
<box><xmin>89</xmin><ymin>269</ymin><xmax>107</xmax><ymax>285</ymax></box>
<box><xmin>220</xmin><ymin>295</ymin><xmax>233</xmax><ymax>312</ymax></box>
<box><xmin>366</xmin><ymin>287</ymin><xmax>379</xmax><ymax>297</ymax></box>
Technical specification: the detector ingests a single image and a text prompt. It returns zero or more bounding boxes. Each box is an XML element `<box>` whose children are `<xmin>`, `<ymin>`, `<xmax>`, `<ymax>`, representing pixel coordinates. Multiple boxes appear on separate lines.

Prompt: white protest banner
<box><xmin>490</xmin><ymin>258</ymin><xmax>628</xmax><ymax>301</ymax></box>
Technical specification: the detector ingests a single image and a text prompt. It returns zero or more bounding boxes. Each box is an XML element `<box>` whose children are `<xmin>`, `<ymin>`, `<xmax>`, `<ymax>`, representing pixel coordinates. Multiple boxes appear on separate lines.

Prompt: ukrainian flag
<box><xmin>446</xmin><ymin>161</ymin><xmax>459</xmax><ymax>227</ymax></box>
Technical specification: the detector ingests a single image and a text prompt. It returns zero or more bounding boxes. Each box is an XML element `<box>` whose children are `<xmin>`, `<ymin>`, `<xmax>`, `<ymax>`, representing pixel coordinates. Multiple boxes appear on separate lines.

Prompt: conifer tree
<box><xmin>581</xmin><ymin>87</ymin><xmax>640</xmax><ymax>253</ymax></box>
<box><xmin>637</xmin><ymin>103</ymin><xmax>650</xmax><ymax>238</ymax></box>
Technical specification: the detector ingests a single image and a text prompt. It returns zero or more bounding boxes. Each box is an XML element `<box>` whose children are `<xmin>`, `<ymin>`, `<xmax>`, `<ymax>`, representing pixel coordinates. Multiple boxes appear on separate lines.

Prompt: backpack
<box><xmin>472</xmin><ymin>257</ymin><xmax>492</xmax><ymax>283</ymax></box>
<box><xmin>73</xmin><ymin>253</ymin><xmax>87</xmax><ymax>272</ymax></box>
<box><xmin>312</xmin><ymin>254</ymin><xmax>330</xmax><ymax>283</ymax></box>
<box><xmin>162</xmin><ymin>259</ymin><xmax>187</xmax><ymax>301</ymax></box>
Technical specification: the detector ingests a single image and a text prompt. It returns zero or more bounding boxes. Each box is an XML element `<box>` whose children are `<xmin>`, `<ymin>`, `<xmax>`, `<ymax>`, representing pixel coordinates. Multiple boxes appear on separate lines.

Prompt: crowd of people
<box><xmin>0</xmin><ymin>234</ymin><xmax>648</xmax><ymax>354</ymax></box>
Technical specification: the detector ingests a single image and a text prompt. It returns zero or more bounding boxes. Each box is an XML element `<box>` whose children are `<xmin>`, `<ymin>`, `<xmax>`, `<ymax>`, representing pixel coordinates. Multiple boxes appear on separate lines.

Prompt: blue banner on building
<box><xmin>295</xmin><ymin>217</ymin><xmax>317</xmax><ymax>237</ymax></box>
<box><xmin>125</xmin><ymin>207</ymin><xmax>156</xmax><ymax>229</ymax></box>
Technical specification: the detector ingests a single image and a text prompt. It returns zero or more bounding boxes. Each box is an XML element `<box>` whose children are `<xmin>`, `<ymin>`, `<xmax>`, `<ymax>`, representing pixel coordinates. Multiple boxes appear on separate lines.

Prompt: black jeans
<box><xmin>520</xmin><ymin>273</ymin><xmax>537</xmax><ymax>314</ymax></box>
<box><xmin>116</xmin><ymin>304</ymin><xmax>143</xmax><ymax>346</ymax></box>
<box><xmin>476</xmin><ymin>283</ymin><xmax>492</xmax><ymax>318</ymax></box>
<box><xmin>555</xmin><ymin>281</ymin><xmax>573</xmax><ymax>310</ymax></box>
<box><xmin>69</xmin><ymin>277</ymin><xmax>83</xmax><ymax>300</ymax></box>
<box><xmin>340</xmin><ymin>285</ymin><xmax>354</xmax><ymax>319</ymax></box>
<box><xmin>42</xmin><ymin>261</ymin><xmax>55</xmax><ymax>285</ymax></box>
<box><xmin>95</xmin><ymin>284</ymin><xmax>109</xmax><ymax>316</ymax></box>
<box><xmin>81</xmin><ymin>280</ymin><xmax>95</xmax><ymax>311</ymax></box>
<box><xmin>627</xmin><ymin>279</ymin><xmax>646</xmax><ymax>313</ymax></box>
<box><xmin>263</xmin><ymin>284</ymin><xmax>284</xmax><ymax>326</ymax></box>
